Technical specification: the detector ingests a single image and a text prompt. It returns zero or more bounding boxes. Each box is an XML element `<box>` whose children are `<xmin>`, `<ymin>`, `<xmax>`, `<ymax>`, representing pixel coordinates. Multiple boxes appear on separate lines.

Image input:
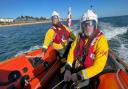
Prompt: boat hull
<box><xmin>0</xmin><ymin>46</ymin><xmax>61</xmax><ymax>89</ymax></box>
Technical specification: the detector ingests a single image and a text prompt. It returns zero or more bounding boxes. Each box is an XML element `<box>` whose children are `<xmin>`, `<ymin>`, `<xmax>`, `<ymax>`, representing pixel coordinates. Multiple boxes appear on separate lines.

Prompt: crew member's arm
<box><xmin>63</xmin><ymin>25</ymin><xmax>76</xmax><ymax>41</ymax></box>
<box><xmin>77</xmin><ymin>35</ymin><xmax>109</xmax><ymax>80</ymax></box>
<box><xmin>64</xmin><ymin>35</ymin><xmax>78</xmax><ymax>81</ymax></box>
<box><xmin>65</xmin><ymin>35</ymin><xmax>78</xmax><ymax>70</ymax></box>
<box><xmin>42</xmin><ymin>29</ymin><xmax>55</xmax><ymax>52</ymax></box>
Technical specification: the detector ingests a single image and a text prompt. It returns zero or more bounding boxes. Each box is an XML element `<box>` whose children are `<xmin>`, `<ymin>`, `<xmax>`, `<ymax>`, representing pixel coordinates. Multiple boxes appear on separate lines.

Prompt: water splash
<box><xmin>99</xmin><ymin>22</ymin><xmax>128</xmax><ymax>40</ymax></box>
<box><xmin>15</xmin><ymin>45</ymin><xmax>42</xmax><ymax>57</ymax></box>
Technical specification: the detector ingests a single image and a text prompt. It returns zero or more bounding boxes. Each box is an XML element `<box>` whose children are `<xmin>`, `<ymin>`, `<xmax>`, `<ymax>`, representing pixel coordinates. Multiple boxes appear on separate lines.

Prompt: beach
<box><xmin>0</xmin><ymin>20</ymin><xmax>51</xmax><ymax>27</ymax></box>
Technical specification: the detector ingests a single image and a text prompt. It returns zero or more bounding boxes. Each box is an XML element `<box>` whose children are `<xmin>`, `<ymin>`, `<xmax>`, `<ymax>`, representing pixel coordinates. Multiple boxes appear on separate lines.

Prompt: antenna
<box><xmin>90</xmin><ymin>0</ymin><xmax>94</xmax><ymax>10</ymax></box>
<box><xmin>90</xmin><ymin>5</ymin><xmax>93</xmax><ymax>9</ymax></box>
<box><xmin>90</xmin><ymin>2</ymin><xmax>95</xmax><ymax>12</ymax></box>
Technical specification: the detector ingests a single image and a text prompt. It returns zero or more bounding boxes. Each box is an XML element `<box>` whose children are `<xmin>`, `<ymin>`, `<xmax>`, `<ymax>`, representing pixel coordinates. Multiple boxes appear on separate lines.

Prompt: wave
<box><xmin>111</xmin><ymin>36</ymin><xmax>128</xmax><ymax>63</ymax></box>
<box><xmin>99</xmin><ymin>22</ymin><xmax>128</xmax><ymax>40</ymax></box>
<box><xmin>118</xmin><ymin>44</ymin><xmax>128</xmax><ymax>64</ymax></box>
<box><xmin>15</xmin><ymin>45</ymin><xmax>42</xmax><ymax>57</ymax></box>
<box><xmin>99</xmin><ymin>22</ymin><xmax>128</xmax><ymax>64</ymax></box>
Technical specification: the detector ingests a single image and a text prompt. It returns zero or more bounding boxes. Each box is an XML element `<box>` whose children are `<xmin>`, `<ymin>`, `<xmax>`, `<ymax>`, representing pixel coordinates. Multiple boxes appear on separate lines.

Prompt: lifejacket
<box><xmin>51</xmin><ymin>24</ymin><xmax>70</xmax><ymax>44</ymax></box>
<box><xmin>74</xmin><ymin>29</ymin><xmax>103</xmax><ymax>68</ymax></box>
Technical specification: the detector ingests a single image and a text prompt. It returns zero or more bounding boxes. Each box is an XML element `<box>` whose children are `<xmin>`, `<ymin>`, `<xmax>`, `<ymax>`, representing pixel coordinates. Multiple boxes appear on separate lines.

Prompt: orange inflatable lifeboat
<box><xmin>97</xmin><ymin>49</ymin><xmax>128</xmax><ymax>89</ymax></box>
<box><xmin>0</xmin><ymin>46</ymin><xmax>61</xmax><ymax>89</ymax></box>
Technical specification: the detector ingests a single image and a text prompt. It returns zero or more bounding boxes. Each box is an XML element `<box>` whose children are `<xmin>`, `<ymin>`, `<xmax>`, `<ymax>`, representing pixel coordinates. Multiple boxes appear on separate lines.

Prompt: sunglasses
<box><xmin>81</xmin><ymin>20</ymin><xmax>97</xmax><ymax>31</ymax></box>
<box><xmin>81</xmin><ymin>21</ymin><xmax>94</xmax><ymax>28</ymax></box>
<box><xmin>52</xmin><ymin>15</ymin><xmax>59</xmax><ymax>20</ymax></box>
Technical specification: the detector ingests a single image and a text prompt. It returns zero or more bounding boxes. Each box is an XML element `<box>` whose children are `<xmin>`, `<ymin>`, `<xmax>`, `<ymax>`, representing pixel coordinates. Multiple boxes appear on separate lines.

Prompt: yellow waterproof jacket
<box><xmin>67</xmin><ymin>32</ymin><xmax>109</xmax><ymax>80</ymax></box>
<box><xmin>43</xmin><ymin>24</ymin><xmax>75</xmax><ymax>50</ymax></box>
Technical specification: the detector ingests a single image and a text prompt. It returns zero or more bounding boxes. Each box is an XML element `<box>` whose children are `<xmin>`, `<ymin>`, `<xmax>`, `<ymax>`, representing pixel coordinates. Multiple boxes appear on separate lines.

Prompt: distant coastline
<box><xmin>0</xmin><ymin>20</ymin><xmax>51</xmax><ymax>27</ymax></box>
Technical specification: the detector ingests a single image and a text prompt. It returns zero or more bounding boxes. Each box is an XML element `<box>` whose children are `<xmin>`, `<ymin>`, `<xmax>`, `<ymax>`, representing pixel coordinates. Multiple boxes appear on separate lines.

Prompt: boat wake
<box><xmin>99</xmin><ymin>22</ymin><xmax>128</xmax><ymax>40</ymax></box>
<box><xmin>99</xmin><ymin>22</ymin><xmax>128</xmax><ymax>64</ymax></box>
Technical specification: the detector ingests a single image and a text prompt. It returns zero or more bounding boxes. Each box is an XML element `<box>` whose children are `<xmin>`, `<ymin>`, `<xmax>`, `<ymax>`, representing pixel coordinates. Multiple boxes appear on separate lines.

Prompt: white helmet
<box><xmin>82</xmin><ymin>9</ymin><xmax>98</xmax><ymax>24</ymax></box>
<box><xmin>52</xmin><ymin>11</ymin><xmax>60</xmax><ymax>17</ymax></box>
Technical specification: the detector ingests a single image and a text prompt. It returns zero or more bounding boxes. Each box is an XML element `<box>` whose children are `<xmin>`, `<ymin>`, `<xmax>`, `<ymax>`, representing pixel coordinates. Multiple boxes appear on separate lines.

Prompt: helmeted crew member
<box><xmin>42</xmin><ymin>11</ymin><xmax>75</xmax><ymax>57</ymax></box>
<box><xmin>64</xmin><ymin>10</ymin><xmax>109</xmax><ymax>83</ymax></box>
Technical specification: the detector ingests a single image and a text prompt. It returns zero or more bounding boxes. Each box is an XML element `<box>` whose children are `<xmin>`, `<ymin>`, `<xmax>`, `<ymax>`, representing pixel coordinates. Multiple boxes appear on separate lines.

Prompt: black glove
<box><xmin>71</xmin><ymin>72</ymin><xmax>84</xmax><ymax>82</ymax></box>
<box><xmin>64</xmin><ymin>70</ymin><xmax>71</xmax><ymax>81</ymax></box>
<box><xmin>71</xmin><ymin>73</ymin><xmax>78</xmax><ymax>82</ymax></box>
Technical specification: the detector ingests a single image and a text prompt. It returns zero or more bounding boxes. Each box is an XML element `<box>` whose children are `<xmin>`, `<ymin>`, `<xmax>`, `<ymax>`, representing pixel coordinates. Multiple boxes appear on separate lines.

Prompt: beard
<box><xmin>83</xmin><ymin>29</ymin><xmax>93</xmax><ymax>37</ymax></box>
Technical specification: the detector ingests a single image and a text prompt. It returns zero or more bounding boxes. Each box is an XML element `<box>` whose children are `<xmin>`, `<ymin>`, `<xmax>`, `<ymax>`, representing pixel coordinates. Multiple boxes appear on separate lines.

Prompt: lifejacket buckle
<box><xmin>90</xmin><ymin>53</ymin><xmax>95</xmax><ymax>60</ymax></box>
<box><xmin>75</xmin><ymin>60</ymin><xmax>81</xmax><ymax>69</ymax></box>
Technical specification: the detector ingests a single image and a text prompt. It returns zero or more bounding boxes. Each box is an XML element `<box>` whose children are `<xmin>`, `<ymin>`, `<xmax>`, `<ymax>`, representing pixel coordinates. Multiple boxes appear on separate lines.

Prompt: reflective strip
<box><xmin>43</xmin><ymin>45</ymin><xmax>48</xmax><ymax>49</ymax></box>
<box><xmin>82</xmin><ymin>70</ymin><xmax>89</xmax><ymax>79</ymax></box>
<box><xmin>52</xmin><ymin>26</ymin><xmax>56</xmax><ymax>29</ymax></box>
<box><xmin>90</xmin><ymin>53</ymin><xmax>95</xmax><ymax>60</ymax></box>
<box><xmin>91</xmin><ymin>32</ymin><xmax>101</xmax><ymax>46</ymax></box>
<box><xmin>67</xmin><ymin>62</ymin><xmax>72</xmax><ymax>67</ymax></box>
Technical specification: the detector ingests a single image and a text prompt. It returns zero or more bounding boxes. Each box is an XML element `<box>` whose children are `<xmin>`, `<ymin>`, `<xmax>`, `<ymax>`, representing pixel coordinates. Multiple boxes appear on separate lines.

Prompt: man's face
<box><xmin>52</xmin><ymin>15</ymin><xmax>59</xmax><ymax>25</ymax></box>
<box><xmin>81</xmin><ymin>20</ymin><xmax>95</xmax><ymax>37</ymax></box>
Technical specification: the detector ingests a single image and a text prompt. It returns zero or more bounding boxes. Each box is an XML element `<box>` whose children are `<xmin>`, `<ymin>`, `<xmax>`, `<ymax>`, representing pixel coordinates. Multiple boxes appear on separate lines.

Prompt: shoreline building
<box><xmin>0</xmin><ymin>18</ymin><xmax>14</xmax><ymax>23</ymax></box>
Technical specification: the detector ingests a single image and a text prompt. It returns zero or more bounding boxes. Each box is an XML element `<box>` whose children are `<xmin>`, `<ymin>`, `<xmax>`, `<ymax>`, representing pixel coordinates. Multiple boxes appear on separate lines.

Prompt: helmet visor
<box><xmin>82</xmin><ymin>20</ymin><xmax>97</xmax><ymax>30</ymax></box>
<box><xmin>51</xmin><ymin>15</ymin><xmax>59</xmax><ymax>25</ymax></box>
<box><xmin>81</xmin><ymin>20</ymin><xmax>96</xmax><ymax>36</ymax></box>
<box><xmin>52</xmin><ymin>15</ymin><xmax>59</xmax><ymax>20</ymax></box>
<box><xmin>81</xmin><ymin>20</ymin><xmax>95</xmax><ymax>30</ymax></box>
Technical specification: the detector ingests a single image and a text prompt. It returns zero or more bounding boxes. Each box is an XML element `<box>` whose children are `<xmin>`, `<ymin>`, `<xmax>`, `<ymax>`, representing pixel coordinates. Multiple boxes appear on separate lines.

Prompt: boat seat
<box><xmin>98</xmin><ymin>73</ymin><xmax>121</xmax><ymax>89</ymax></box>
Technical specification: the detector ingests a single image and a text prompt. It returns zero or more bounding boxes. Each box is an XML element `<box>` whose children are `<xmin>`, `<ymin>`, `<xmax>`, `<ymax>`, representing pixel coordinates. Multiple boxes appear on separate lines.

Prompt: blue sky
<box><xmin>0</xmin><ymin>0</ymin><xmax>128</xmax><ymax>19</ymax></box>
